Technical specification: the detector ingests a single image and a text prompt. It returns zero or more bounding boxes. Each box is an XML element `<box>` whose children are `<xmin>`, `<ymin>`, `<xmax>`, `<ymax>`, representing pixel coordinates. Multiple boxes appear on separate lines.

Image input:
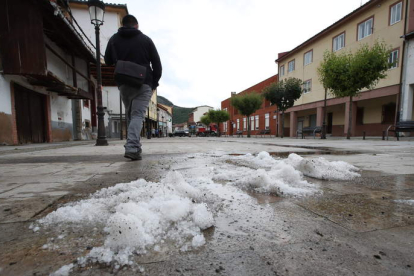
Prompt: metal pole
<box><xmin>119</xmin><ymin>93</ymin><xmax>123</xmax><ymax>140</ymax></box>
<box><xmin>95</xmin><ymin>25</ymin><xmax>108</xmax><ymax>146</ymax></box>
<box><xmin>321</xmin><ymin>88</ymin><xmax>327</xmax><ymax>139</ymax></box>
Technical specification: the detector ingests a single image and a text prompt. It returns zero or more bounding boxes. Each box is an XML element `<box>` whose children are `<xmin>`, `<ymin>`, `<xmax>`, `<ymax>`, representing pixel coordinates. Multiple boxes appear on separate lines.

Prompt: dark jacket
<box><xmin>104</xmin><ymin>27</ymin><xmax>162</xmax><ymax>90</ymax></box>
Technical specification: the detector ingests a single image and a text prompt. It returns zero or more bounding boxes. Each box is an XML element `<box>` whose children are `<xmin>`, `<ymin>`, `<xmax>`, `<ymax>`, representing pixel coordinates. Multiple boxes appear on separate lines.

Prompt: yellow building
<box><xmin>276</xmin><ymin>0</ymin><xmax>410</xmax><ymax>137</ymax></box>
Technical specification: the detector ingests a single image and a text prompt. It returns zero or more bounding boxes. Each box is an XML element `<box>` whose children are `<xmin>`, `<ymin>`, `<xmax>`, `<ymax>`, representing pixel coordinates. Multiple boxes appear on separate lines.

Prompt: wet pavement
<box><xmin>0</xmin><ymin>137</ymin><xmax>414</xmax><ymax>275</ymax></box>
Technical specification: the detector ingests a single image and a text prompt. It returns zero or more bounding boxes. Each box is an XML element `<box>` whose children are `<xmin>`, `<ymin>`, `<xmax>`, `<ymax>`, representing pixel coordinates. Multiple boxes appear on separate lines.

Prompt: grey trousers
<box><xmin>119</xmin><ymin>84</ymin><xmax>153</xmax><ymax>152</ymax></box>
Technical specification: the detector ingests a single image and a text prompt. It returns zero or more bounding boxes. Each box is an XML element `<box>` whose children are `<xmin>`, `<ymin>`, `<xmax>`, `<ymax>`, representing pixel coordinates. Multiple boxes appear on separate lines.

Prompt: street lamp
<box><xmin>88</xmin><ymin>0</ymin><xmax>108</xmax><ymax>146</ymax></box>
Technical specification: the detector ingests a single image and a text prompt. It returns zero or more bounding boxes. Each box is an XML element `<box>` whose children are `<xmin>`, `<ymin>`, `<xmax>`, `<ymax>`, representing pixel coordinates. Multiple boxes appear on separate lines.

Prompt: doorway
<box><xmin>14</xmin><ymin>84</ymin><xmax>47</xmax><ymax>144</ymax></box>
<box><xmin>327</xmin><ymin>113</ymin><xmax>333</xmax><ymax>134</ymax></box>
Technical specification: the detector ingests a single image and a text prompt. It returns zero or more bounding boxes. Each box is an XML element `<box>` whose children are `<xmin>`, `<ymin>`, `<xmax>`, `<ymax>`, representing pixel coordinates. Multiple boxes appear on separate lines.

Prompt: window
<box><xmin>113</xmin><ymin>121</ymin><xmax>119</xmax><ymax>133</ymax></box>
<box><xmin>333</xmin><ymin>33</ymin><xmax>345</xmax><ymax>52</ymax></box>
<box><xmin>265</xmin><ymin>113</ymin><xmax>270</xmax><ymax>130</ymax></box>
<box><xmin>304</xmin><ymin>50</ymin><xmax>313</xmax><ymax>66</ymax></box>
<box><xmin>390</xmin><ymin>1</ymin><xmax>402</xmax><ymax>25</ymax></box>
<box><xmin>255</xmin><ymin>115</ymin><xmax>259</xmax><ymax>130</ymax></box>
<box><xmin>250</xmin><ymin>116</ymin><xmax>254</xmax><ymax>130</ymax></box>
<box><xmin>389</xmin><ymin>49</ymin><xmax>399</xmax><ymax>69</ymax></box>
<box><xmin>236</xmin><ymin>119</ymin><xmax>240</xmax><ymax>131</ymax></box>
<box><xmin>243</xmin><ymin>117</ymin><xmax>247</xmax><ymax>131</ymax></box>
<box><xmin>358</xmin><ymin>17</ymin><xmax>373</xmax><ymax>40</ymax></box>
<box><xmin>280</xmin><ymin>65</ymin><xmax>285</xmax><ymax>76</ymax></box>
<box><xmin>288</xmin><ymin>60</ymin><xmax>295</xmax><ymax>72</ymax></box>
<box><xmin>309</xmin><ymin>114</ymin><xmax>317</xmax><ymax>128</ymax></box>
<box><xmin>303</xmin><ymin>79</ymin><xmax>312</xmax><ymax>93</ymax></box>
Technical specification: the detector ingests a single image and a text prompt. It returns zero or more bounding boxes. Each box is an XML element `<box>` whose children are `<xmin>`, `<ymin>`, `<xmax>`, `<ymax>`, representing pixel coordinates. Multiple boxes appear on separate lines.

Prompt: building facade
<box><xmin>157</xmin><ymin>104</ymin><xmax>172</xmax><ymax>137</ymax></box>
<box><xmin>69</xmin><ymin>0</ymin><xmax>130</xmax><ymax>139</ymax></box>
<box><xmin>221</xmin><ymin>75</ymin><xmax>279</xmax><ymax>136</ymax></box>
<box><xmin>0</xmin><ymin>0</ymin><xmax>95</xmax><ymax>145</ymax></box>
<box><xmin>277</xmin><ymin>0</ymin><xmax>411</xmax><ymax>137</ymax></box>
<box><xmin>400</xmin><ymin>0</ymin><xmax>414</xmax><ymax>122</ymax></box>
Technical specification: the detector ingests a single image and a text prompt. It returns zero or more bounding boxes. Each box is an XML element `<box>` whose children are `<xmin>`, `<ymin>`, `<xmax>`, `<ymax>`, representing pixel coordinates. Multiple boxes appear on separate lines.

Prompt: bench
<box><xmin>236</xmin><ymin>131</ymin><xmax>243</xmax><ymax>137</ymax></box>
<box><xmin>296</xmin><ymin>126</ymin><xmax>322</xmax><ymax>139</ymax></box>
<box><xmin>258</xmin><ymin>129</ymin><xmax>270</xmax><ymax>137</ymax></box>
<box><xmin>220</xmin><ymin>132</ymin><xmax>227</xmax><ymax>137</ymax></box>
<box><xmin>386</xmin><ymin>121</ymin><xmax>414</xmax><ymax>141</ymax></box>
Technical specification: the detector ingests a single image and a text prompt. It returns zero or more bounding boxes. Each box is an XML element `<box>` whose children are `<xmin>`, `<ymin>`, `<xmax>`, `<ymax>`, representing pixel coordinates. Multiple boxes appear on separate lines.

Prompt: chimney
<box><xmin>231</xmin><ymin>92</ymin><xmax>236</xmax><ymax>97</ymax></box>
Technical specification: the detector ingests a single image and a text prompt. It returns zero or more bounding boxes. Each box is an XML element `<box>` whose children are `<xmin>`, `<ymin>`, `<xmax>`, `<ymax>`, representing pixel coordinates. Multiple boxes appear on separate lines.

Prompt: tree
<box><xmin>263</xmin><ymin>78</ymin><xmax>303</xmax><ymax>138</ymax></box>
<box><xmin>230</xmin><ymin>93</ymin><xmax>262</xmax><ymax>137</ymax></box>
<box><xmin>318</xmin><ymin>41</ymin><xmax>390</xmax><ymax>139</ymax></box>
<box><xmin>200</xmin><ymin>115</ymin><xmax>211</xmax><ymax>130</ymax></box>
<box><xmin>206</xmin><ymin>109</ymin><xmax>230</xmax><ymax>137</ymax></box>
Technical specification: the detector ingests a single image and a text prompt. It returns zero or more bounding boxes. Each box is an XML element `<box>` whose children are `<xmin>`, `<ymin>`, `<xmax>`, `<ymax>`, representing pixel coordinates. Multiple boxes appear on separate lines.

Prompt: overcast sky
<box><xmin>107</xmin><ymin>0</ymin><xmax>369</xmax><ymax>108</ymax></box>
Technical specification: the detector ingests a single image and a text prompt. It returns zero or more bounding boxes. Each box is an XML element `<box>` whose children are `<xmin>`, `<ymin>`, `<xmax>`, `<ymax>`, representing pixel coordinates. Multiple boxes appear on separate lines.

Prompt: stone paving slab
<box><xmin>297</xmin><ymin>193</ymin><xmax>414</xmax><ymax>232</ymax></box>
<box><xmin>0</xmin><ymin>196</ymin><xmax>59</xmax><ymax>223</ymax></box>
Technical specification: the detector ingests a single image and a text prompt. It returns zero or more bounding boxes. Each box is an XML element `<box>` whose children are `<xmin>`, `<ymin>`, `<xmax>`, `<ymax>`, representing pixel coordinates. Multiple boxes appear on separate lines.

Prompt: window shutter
<box><xmin>0</xmin><ymin>0</ymin><xmax>46</xmax><ymax>75</ymax></box>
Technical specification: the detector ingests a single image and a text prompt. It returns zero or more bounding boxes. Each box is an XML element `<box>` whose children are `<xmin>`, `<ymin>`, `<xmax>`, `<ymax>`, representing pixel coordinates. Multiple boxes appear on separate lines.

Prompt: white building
<box><xmin>157</xmin><ymin>104</ymin><xmax>173</xmax><ymax>136</ymax></box>
<box><xmin>0</xmin><ymin>0</ymin><xmax>95</xmax><ymax>145</ymax></box>
<box><xmin>191</xmin><ymin>105</ymin><xmax>214</xmax><ymax>124</ymax></box>
<box><xmin>69</xmin><ymin>1</ymin><xmax>129</xmax><ymax>139</ymax></box>
<box><xmin>69</xmin><ymin>0</ymin><xmax>159</xmax><ymax>139</ymax></box>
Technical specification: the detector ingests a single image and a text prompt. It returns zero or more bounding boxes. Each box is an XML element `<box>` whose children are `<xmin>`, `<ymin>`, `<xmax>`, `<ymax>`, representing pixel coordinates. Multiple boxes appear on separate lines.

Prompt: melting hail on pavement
<box><xmin>32</xmin><ymin>152</ymin><xmax>360</xmax><ymax>275</ymax></box>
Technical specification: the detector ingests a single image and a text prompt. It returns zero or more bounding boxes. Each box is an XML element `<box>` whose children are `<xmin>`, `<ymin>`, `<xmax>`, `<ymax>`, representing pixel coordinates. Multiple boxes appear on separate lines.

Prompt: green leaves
<box><xmin>318</xmin><ymin>41</ymin><xmax>390</xmax><ymax>98</ymax></box>
<box><xmin>206</xmin><ymin>109</ymin><xmax>230</xmax><ymax>124</ymax></box>
<box><xmin>262</xmin><ymin>78</ymin><xmax>303</xmax><ymax>112</ymax></box>
<box><xmin>230</xmin><ymin>92</ymin><xmax>263</xmax><ymax>117</ymax></box>
<box><xmin>200</xmin><ymin>115</ymin><xmax>211</xmax><ymax>126</ymax></box>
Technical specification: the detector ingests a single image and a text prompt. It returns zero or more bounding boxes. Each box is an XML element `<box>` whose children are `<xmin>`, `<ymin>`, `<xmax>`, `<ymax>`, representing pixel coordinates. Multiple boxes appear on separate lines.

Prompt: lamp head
<box><xmin>88</xmin><ymin>0</ymin><xmax>105</xmax><ymax>26</ymax></box>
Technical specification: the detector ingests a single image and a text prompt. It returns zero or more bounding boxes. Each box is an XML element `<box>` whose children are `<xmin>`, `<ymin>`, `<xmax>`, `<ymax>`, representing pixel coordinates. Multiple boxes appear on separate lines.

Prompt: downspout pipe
<box><xmin>397</xmin><ymin>0</ymin><xmax>410</xmax><ymax>123</ymax></box>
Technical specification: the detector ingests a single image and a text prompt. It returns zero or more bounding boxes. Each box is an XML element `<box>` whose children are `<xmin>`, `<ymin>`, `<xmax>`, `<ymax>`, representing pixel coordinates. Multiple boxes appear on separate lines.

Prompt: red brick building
<box><xmin>220</xmin><ymin>74</ymin><xmax>284</xmax><ymax>136</ymax></box>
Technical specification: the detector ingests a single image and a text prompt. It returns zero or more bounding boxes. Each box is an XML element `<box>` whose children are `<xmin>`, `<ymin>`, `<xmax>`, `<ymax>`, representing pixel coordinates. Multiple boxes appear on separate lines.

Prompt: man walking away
<box><xmin>104</xmin><ymin>15</ymin><xmax>162</xmax><ymax>160</ymax></box>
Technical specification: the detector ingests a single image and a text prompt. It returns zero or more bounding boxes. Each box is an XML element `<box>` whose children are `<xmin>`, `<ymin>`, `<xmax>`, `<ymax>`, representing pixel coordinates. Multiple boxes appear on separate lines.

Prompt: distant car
<box><xmin>173</xmin><ymin>130</ymin><xmax>190</xmax><ymax>137</ymax></box>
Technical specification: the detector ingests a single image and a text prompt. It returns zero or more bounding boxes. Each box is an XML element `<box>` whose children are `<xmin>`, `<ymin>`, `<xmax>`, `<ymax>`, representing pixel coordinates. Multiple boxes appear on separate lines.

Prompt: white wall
<box><xmin>401</xmin><ymin>38</ymin><xmax>414</xmax><ymax>121</ymax></box>
<box><xmin>103</xmin><ymin>87</ymin><xmax>121</xmax><ymax>114</ymax></box>
<box><xmin>0</xmin><ymin>75</ymin><xmax>12</xmax><ymax>114</ymax></box>
<box><xmin>44</xmin><ymin>36</ymin><xmax>73</xmax><ymax>85</ymax></box>
<box><xmin>70</xmin><ymin>8</ymin><xmax>121</xmax><ymax>56</ymax></box>
<box><xmin>193</xmin><ymin>106</ymin><xmax>213</xmax><ymax>123</ymax></box>
<box><xmin>50</xmin><ymin>93</ymin><xmax>73</xmax><ymax>125</ymax></box>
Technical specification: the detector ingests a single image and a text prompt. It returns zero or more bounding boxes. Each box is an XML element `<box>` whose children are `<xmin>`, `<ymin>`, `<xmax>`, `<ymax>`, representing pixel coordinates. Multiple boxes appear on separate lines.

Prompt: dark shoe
<box><xmin>124</xmin><ymin>149</ymin><xmax>142</xmax><ymax>160</ymax></box>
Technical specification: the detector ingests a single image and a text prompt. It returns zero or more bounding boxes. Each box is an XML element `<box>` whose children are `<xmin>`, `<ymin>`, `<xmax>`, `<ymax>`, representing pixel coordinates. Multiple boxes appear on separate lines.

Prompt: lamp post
<box><xmin>88</xmin><ymin>0</ymin><xmax>108</xmax><ymax>146</ymax></box>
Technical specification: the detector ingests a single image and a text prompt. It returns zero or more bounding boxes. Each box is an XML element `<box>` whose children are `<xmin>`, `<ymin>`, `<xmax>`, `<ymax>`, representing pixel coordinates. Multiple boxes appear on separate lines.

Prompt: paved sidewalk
<box><xmin>0</xmin><ymin>137</ymin><xmax>413</xmax><ymax>275</ymax></box>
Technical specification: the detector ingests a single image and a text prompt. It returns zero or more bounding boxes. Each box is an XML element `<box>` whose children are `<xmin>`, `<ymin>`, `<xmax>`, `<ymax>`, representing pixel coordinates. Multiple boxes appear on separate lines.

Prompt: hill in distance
<box><xmin>157</xmin><ymin>95</ymin><xmax>195</xmax><ymax>125</ymax></box>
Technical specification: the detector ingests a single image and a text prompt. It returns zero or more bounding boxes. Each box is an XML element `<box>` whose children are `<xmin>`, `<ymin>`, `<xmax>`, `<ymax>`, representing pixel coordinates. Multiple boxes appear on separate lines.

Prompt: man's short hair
<box><xmin>122</xmin><ymin>15</ymin><xmax>138</xmax><ymax>27</ymax></box>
